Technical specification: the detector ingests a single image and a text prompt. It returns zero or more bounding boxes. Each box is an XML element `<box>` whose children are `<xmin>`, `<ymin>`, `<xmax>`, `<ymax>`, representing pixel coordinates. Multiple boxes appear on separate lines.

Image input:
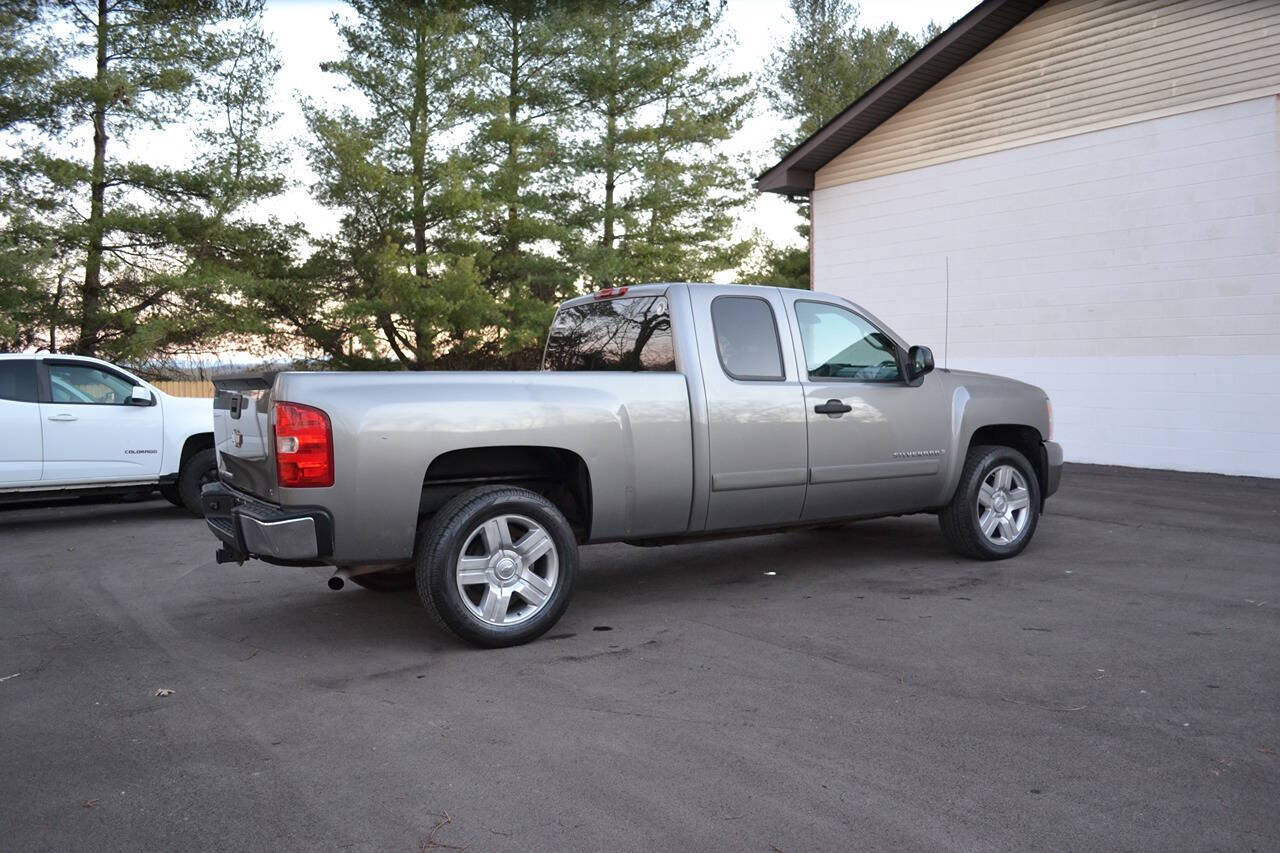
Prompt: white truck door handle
<box><xmin>47</xmin><ymin>414</ymin><xmax>78</xmax><ymax>422</ymax></box>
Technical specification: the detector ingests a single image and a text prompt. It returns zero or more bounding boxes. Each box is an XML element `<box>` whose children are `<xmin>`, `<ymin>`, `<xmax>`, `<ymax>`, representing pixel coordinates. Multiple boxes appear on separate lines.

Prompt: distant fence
<box><xmin>153</xmin><ymin>379</ymin><xmax>214</xmax><ymax>398</ymax></box>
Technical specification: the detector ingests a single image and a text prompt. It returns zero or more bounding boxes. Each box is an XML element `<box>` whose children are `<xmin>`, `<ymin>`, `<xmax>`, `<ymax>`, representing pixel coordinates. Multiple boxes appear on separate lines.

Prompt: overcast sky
<box><xmin>256</xmin><ymin>0</ymin><xmax>977</xmax><ymax>251</ymax></box>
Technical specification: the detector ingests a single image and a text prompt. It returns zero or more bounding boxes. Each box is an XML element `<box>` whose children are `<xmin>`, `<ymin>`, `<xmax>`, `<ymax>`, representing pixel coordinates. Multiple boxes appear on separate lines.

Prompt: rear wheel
<box><xmin>177</xmin><ymin>448</ymin><xmax>218</xmax><ymax>516</ymax></box>
<box><xmin>416</xmin><ymin>486</ymin><xmax>577</xmax><ymax>648</ymax></box>
<box><xmin>939</xmin><ymin>444</ymin><xmax>1040</xmax><ymax>560</ymax></box>
<box><xmin>159</xmin><ymin>483</ymin><xmax>183</xmax><ymax>507</ymax></box>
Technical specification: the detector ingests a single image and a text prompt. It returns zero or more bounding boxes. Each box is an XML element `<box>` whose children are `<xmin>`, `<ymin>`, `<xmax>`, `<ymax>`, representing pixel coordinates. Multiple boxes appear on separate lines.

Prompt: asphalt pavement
<box><xmin>1</xmin><ymin>464</ymin><xmax>1277</xmax><ymax>851</ymax></box>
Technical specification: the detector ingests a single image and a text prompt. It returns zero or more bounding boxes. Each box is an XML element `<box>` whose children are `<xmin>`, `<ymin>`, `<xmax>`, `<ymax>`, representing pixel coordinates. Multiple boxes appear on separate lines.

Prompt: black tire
<box><xmin>939</xmin><ymin>444</ymin><xmax>1041</xmax><ymax>560</ymax></box>
<box><xmin>348</xmin><ymin>568</ymin><xmax>416</xmax><ymax>592</ymax></box>
<box><xmin>416</xmin><ymin>485</ymin><xmax>578</xmax><ymax>648</ymax></box>
<box><xmin>178</xmin><ymin>447</ymin><xmax>217</xmax><ymax>516</ymax></box>
<box><xmin>158</xmin><ymin>483</ymin><xmax>183</xmax><ymax>507</ymax></box>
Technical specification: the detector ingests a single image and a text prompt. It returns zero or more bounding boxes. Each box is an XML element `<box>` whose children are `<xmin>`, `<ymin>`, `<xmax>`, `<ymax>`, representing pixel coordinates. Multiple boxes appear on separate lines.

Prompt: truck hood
<box><xmin>936</xmin><ymin>367</ymin><xmax>1052</xmax><ymax>441</ymax></box>
<box><xmin>939</xmin><ymin>367</ymin><xmax>1047</xmax><ymax>398</ymax></box>
<box><xmin>160</xmin><ymin>391</ymin><xmax>216</xmax><ymax>436</ymax></box>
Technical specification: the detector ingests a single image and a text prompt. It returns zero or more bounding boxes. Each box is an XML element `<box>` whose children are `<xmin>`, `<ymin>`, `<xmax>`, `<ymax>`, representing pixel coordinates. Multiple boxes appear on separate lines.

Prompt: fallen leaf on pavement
<box><xmin>154</xmin><ymin>688</ymin><xmax>175</xmax><ymax>697</ymax></box>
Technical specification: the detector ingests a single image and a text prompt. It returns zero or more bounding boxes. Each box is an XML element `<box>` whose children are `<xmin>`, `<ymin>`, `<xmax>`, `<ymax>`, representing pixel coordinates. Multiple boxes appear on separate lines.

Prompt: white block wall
<box><xmin>811</xmin><ymin>95</ymin><xmax>1280</xmax><ymax>478</ymax></box>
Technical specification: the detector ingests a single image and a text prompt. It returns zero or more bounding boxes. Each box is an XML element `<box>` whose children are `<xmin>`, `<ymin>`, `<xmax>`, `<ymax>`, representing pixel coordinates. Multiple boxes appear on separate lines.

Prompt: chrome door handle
<box><xmin>814</xmin><ymin>399</ymin><xmax>852</xmax><ymax>417</ymax></box>
<box><xmin>46</xmin><ymin>414</ymin><xmax>78</xmax><ymax>422</ymax></box>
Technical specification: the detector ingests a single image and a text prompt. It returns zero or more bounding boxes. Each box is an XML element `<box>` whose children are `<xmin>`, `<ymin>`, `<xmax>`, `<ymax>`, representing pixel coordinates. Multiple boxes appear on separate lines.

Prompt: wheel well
<box><xmin>419</xmin><ymin>446</ymin><xmax>593</xmax><ymax>540</ymax></box>
<box><xmin>180</xmin><ymin>433</ymin><xmax>214</xmax><ymax>471</ymax></box>
<box><xmin>968</xmin><ymin>424</ymin><xmax>1047</xmax><ymax>504</ymax></box>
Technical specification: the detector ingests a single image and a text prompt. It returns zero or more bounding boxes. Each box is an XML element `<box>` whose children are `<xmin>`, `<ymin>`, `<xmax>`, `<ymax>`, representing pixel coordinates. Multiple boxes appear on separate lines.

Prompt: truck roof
<box><xmin>555</xmin><ymin>283</ymin><xmax>903</xmax><ymax>348</ymax></box>
<box><xmin>556</xmin><ymin>282</ymin><xmax>698</xmax><ymax>310</ymax></box>
<box><xmin>0</xmin><ymin>352</ymin><xmax>111</xmax><ymax>363</ymax></box>
<box><xmin>558</xmin><ymin>282</ymin><xmax>859</xmax><ymax>311</ymax></box>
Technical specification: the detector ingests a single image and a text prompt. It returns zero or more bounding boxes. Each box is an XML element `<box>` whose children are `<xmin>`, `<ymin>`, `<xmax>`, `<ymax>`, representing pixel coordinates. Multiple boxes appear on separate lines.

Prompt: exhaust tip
<box><xmin>327</xmin><ymin>576</ymin><xmax>345</xmax><ymax>591</ymax></box>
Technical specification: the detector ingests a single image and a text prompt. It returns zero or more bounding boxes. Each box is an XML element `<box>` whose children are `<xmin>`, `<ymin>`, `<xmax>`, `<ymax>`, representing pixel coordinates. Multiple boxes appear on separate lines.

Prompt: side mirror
<box><xmin>906</xmin><ymin>345</ymin><xmax>935</xmax><ymax>381</ymax></box>
<box><xmin>127</xmin><ymin>385</ymin><xmax>155</xmax><ymax>406</ymax></box>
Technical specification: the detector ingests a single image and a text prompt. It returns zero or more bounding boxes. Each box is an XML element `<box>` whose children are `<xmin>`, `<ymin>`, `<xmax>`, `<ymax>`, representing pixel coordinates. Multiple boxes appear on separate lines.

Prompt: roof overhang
<box><xmin>757</xmin><ymin>0</ymin><xmax>1047</xmax><ymax>196</ymax></box>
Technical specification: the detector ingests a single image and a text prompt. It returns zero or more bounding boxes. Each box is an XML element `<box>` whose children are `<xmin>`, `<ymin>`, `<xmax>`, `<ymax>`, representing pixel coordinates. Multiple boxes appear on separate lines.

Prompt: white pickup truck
<box><xmin>0</xmin><ymin>353</ymin><xmax>216</xmax><ymax>513</ymax></box>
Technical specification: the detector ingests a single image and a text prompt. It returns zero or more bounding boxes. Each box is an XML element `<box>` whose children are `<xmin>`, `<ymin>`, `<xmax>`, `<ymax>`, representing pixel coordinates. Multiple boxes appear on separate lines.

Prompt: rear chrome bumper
<box><xmin>1043</xmin><ymin>440</ymin><xmax>1064</xmax><ymax>500</ymax></box>
<box><xmin>202</xmin><ymin>481</ymin><xmax>334</xmax><ymax>565</ymax></box>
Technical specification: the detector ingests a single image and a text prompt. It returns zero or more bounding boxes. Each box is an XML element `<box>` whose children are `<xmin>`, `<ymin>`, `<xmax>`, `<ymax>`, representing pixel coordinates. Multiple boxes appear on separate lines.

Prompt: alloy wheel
<box><xmin>976</xmin><ymin>464</ymin><xmax>1032</xmax><ymax>545</ymax></box>
<box><xmin>455</xmin><ymin>514</ymin><xmax>558</xmax><ymax>626</ymax></box>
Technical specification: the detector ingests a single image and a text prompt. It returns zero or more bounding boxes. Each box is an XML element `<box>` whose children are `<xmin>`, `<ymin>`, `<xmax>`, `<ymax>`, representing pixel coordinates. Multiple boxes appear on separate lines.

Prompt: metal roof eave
<box><xmin>756</xmin><ymin>0</ymin><xmax>1047</xmax><ymax>196</ymax></box>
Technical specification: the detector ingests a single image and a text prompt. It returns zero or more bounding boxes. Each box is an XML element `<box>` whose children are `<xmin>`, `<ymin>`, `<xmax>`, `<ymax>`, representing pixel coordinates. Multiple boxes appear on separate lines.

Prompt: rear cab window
<box><xmin>0</xmin><ymin>360</ymin><xmax>38</xmax><ymax>402</ymax></box>
<box><xmin>710</xmin><ymin>296</ymin><xmax>785</xmax><ymax>381</ymax></box>
<box><xmin>543</xmin><ymin>294</ymin><xmax>676</xmax><ymax>371</ymax></box>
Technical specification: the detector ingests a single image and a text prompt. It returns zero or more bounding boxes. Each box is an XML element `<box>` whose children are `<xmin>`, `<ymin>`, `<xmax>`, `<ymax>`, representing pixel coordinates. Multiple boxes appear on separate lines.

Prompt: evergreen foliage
<box><xmin>742</xmin><ymin>0</ymin><xmax>937</xmax><ymax>288</ymax></box>
<box><xmin>0</xmin><ymin>0</ymin><xmax>287</xmax><ymax>359</ymax></box>
<box><xmin>0</xmin><ymin>1</ymin><xmax>934</xmax><ymax>366</ymax></box>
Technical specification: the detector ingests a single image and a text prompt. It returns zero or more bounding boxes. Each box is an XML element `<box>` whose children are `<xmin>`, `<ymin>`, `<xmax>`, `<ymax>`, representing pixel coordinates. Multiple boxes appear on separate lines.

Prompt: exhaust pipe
<box><xmin>327</xmin><ymin>564</ymin><xmax>394</xmax><ymax>591</ymax></box>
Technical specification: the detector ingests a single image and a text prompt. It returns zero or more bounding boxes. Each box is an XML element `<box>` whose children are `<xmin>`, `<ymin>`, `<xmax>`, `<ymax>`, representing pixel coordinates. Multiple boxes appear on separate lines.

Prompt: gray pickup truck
<box><xmin>205</xmin><ymin>283</ymin><xmax>1062</xmax><ymax>647</ymax></box>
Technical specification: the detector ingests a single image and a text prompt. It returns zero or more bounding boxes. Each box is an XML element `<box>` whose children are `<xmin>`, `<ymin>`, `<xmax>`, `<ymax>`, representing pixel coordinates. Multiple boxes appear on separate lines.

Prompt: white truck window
<box><xmin>48</xmin><ymin>363</ymin><xmax>136</xmax><ymax>405</ymax></box>
<box><xmin>0</xmin><ymin>361</ymin><xmax>38</xmax><ymax>402</ymax></box>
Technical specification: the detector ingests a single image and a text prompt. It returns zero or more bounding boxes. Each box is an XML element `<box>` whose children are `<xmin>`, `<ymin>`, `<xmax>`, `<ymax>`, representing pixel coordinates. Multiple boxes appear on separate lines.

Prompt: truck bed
<box><xmin>214</xmin><ymin>370</ymin><xmax>694</xmax><ymax>562</ymax></box>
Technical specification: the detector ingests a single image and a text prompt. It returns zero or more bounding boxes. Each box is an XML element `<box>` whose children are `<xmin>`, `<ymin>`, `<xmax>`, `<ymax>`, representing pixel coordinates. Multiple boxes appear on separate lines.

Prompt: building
<box><xmin>759</xmin><ymin>0</ymin><xmax>1280</xmax><ymax>478</ymax></box>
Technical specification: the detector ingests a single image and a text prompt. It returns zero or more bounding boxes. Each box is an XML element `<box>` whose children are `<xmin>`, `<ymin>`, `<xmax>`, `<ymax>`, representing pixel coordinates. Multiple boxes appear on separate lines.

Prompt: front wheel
<box><xmin>939</xmin><ymin>445</ymin><xmax>1041</xmax><ymax>560</ymax></box>
<box><xmin>416</xmin><ymin>486</ymin><xmax>578</xmax><ymax>648</ymax></box>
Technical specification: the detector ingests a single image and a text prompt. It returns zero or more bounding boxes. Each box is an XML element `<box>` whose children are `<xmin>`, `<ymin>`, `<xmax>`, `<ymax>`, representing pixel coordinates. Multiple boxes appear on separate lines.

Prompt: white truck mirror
<box><xmin>128</xmin><ymin>385</ymin><xmax>155</xmax><ymax>406</ymax></box>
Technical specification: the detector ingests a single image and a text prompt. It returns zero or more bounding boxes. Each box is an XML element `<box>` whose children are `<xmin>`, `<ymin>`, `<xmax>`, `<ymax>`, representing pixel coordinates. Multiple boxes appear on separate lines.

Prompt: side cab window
<box><xmin>0</xmin><ymin>360</ymin><xmax>38</xmax><ymax>403</ymax></box>
<box><xmin>47</xmin><ymin>363</ymin><xmax>137</xmax><ymax>405</ymax></box>
<box><xmin>794</xmin><ymin>301</ymin><xmax>902</xmax><ymax>383</ymax></box>
<box><xmin>710</xmin><ymin>296</ymin><xmax>786</xmax><ymax>381</ymax></box>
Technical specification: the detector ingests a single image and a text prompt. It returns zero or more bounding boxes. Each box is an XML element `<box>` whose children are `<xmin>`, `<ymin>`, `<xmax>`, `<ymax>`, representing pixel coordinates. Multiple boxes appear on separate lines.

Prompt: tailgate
<box><xmin>212</xmin><ymin>374</ymin><xmax>276</xmax><ymax>499</ymax></box>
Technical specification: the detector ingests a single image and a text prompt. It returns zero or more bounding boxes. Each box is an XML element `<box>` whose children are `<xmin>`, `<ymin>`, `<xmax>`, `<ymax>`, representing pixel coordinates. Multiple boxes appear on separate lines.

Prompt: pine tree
<box><xmin>566</xmin><ymin>0</ymin><xmax>752</xmax><ymax>288</ymax></box>
<box><xmin>743</xmin><ymin>0</ymin><xmax>935</xmax><ymax>287</ymax></box>
<box><xmin>767</xmin><ymin>0</ymin><xmax>924</xmax><ymax>153</ymax></box>
<box><xmin>0</xmin><ymin>0</ymin><xmax>287</xmax><ymax>358</ymax></box>
<box><xmin>0</xmin><ymin>1</ymin><xmax>60</xmax><ymax>350</ymax></box>
<box><xmin>0</xmin><ymin>1</ymin><xmax>57</xmax><ymax>130</ymax></box>
<box><xmin>301</xmin><ymin>0</ymin><xmax>503</xmax><ymax>369</ymax></box>
<box><xmin>738</xmin><ymin>230</ymin><xmax>810</xmax><ymax>289</ymax></box>
<box><xmin>468</xmin><ymin>0</ymin><xmax>580</xmax><ymax>359</ymax></box>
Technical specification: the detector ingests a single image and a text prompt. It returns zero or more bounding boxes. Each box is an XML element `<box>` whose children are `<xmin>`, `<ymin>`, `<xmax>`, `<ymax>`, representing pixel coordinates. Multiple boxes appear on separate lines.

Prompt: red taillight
<box><xmin>593</xmin><ymin>286</ymin><xmax>628</xmax><ymax>299</ymax></box>
<box><xmin>274</xmin><ymin>401</ymin><xmax>333</xmax><ymax>487</ymax></box>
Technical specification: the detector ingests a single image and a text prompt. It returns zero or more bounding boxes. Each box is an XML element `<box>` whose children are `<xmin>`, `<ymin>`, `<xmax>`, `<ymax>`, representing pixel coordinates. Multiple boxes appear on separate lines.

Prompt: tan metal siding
<box><xmin>815</xmin><ymin>0</ymin><xmax>1280</xmax><ymax>189</ymax></box>
<box><xmin>152</xmin><ymin>379</ymin><xmax>213</xmax><ymax>398</ymax></box>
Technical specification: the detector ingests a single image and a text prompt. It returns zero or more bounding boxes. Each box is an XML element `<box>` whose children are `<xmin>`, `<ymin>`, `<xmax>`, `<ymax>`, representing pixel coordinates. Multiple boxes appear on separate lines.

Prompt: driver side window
<box><xmin>48</xmin><ymin>363</ymin><xmax>136</xmax><ymax>405</ymax></box>
<box><xmin>794</xmin><ymin>301</ymin><xmax>902</xmax><ymax>383</ymax></box>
